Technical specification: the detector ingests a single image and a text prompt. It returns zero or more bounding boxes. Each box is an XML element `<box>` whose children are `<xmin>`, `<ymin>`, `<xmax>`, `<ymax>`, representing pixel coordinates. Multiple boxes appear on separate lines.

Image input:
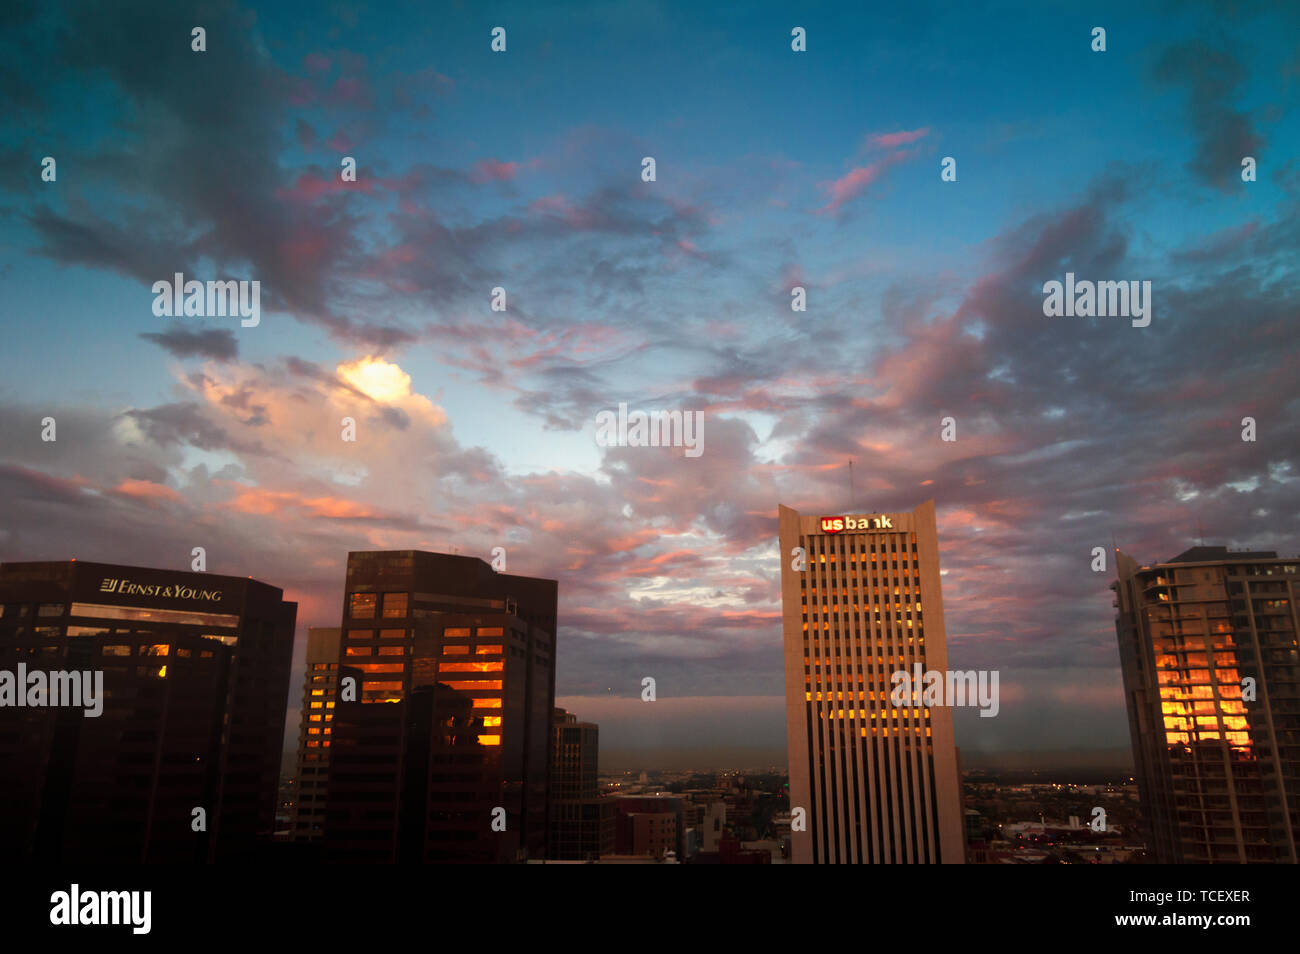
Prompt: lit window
<box><xmin>349</xmin><ymin>593</ymin><xmax>377</xmax><ymax>619</ymax></box>
<box><xmin>439</xmin><ymin>661</ymin><xmax>504</xmax><ymax>673</ymax></box>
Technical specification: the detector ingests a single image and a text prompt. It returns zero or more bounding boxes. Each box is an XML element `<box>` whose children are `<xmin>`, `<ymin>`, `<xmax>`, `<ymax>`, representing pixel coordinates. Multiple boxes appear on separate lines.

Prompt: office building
<box><xmin>324</xmin><ymin>551</ymin><xmax>556</xmax><ymax>863</ymax></box>
<box><xmin>778</xmin><ymin>501</ymin><xmax>965</xmax><ymax>863</ymax></box>
<box><xmin>549</xmin><ymin>707</ymin><xmax>615</xmax><ymax>859</ymax></box>
<box><xmin>288</xmin><ymin>626</ymin><xmax>341</xmax><ymax>842</ymax></box>
<box><xmin>0</xmin><ymin>559</ymin><xmax>297</xmax><ymax>862</ymax></box>
<box><xmin>1113</xmin><ymin>546</ymin><xmax>1300</xmax><ymax>863</ymax></box>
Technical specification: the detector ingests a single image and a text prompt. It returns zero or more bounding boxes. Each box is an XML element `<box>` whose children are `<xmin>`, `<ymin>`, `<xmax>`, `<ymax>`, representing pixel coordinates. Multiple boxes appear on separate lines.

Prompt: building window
<box><xmin>382</xmin><ymin>593</ymin><xmax>409</xmax><ymax>618</ymax></box>
<box><xmin>37</xmin><ymin>604</ymin><xmax>65</xmax><ymax>617</ymax></box>
<box><xmin>349</xmin><ymin>593</ymin><xmax>377</xmax><ymax>619</ymax></box>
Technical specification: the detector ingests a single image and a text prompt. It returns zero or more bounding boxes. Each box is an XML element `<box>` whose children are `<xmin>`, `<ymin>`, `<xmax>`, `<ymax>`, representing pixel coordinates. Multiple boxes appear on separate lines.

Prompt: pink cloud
<box><xmin>817</xmin><ymin>149</ymin><xmax>916</xmax><ymax>215</ymax></box>
<box><xmin>112</xmin><ymin>479</ymin><xmax>183</xmax><ymax>505</ymax></box>
<box><xmin>470</xmin><ymin>159</ymin><xmax>520</xmax><ymax>183</ymax></box>
<box><xmin>869</xmin><ymin>127</ymin><xmax>930</xmax><ymax>149</ymax></box>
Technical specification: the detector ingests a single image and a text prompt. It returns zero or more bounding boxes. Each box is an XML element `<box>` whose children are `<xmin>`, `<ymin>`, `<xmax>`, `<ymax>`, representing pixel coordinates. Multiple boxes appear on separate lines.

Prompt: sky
<box><xmin>1</xmin><ymin>0</ymin><xmax>1298</xmax><ymax>771</ymax></box>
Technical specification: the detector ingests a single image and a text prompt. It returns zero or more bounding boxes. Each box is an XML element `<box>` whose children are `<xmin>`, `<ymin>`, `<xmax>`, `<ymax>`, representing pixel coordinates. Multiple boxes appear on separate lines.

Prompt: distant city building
<box><xmin>549</xmin><ymin>707</ymin><xmax>614</xmax><ymax>859</ymax></box>
<box><xmin>701</xmin><ymin>801</ymin><xmax>726</xmax><ymax>851</ymax></box>
<box><xmin>0</xmin><ymin>560</ymin><xmax>296</xmax><ymax>862</ymax></box>
<box><xmin>323</xmin><ymin>551</ymin><xmax>556</xmax><ymax>863</ymax></box>
<box><xmin>614</xmin><ymin>795</ymin><xmax>683</xmax><ymax>859</ymax></box>
<box><xmin>778</xmin><ymin>502</ymin><xmax>966</xmax><ymax>863</ymax></box>
<box><xmin>1113</xmin><ymin>546</ymin><xmax>1300</xmax><ymax>863</ymax></box>
<box><xmin>288</xmin><ymin>626</ymin><xmax>341</xmax><ymax>842</ymax></box>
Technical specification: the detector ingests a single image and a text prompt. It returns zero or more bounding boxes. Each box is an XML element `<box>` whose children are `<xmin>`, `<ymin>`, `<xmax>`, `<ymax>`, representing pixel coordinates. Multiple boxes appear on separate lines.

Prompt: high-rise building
<box><xmin>549</xmin><ymin>707</ymin><xmax>614</xmax><ymax>859</ymax></box>
<box><xmin>323</xmin><ymin>551</ymin><xmax>556</xmax><ymax>863</ymax></box>
<box><xmin>778</xmin><ymin>501</ymin><xmax>965</xmax><ymax>863</ymax></box>
<box><xmin>288</xmin><ymin>626</ymin><xmax>341</xmax><ymax>842</ymax></box>
<box><xmin>0</xmin><ymin>560</ymin><xmax>297</xmax><ymax>862</ymax></box>
<box><xmin>1112</xmin><ymin>546</ymin><xmax>1300</xmax><ymax>863</ymax></box>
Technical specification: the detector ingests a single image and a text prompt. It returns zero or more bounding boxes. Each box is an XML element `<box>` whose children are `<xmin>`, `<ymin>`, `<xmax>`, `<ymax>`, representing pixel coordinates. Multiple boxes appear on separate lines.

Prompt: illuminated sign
<box><xmin>820</xmin><ymin>515</ymin><xmax>894</xmax><ymax>534</ymax></box>
<box><xmin>98</xmin><ymin>578</ymin><xmax>223</xmax><ymax>603</ymax></box>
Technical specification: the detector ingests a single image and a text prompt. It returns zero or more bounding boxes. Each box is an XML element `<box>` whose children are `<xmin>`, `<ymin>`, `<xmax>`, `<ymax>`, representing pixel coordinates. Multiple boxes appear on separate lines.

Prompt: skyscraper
<box><xmin>778</xmin><ymin>501</ymin><xmax>965</xmax><ymax>863</ymax></box>
<box><xmin>549</xmin><ymin>707</ymin><xmax>614</xmax><ymax>859</ymax></box>
<box><xmin>323</xmin><ymin>551</ymin><xmax>557</xmax><ymax>863</ymax></box>
<box><xmin>288</xmin><ymin>626</ymin><xmax>341</xmax><ymax>842</ymax></box>
<box><xmin>0</xmin><ymin>560</ymin><xmax>297</xmax><ymax>862</ymax></box>
<box><xmin>1113</xmin><ymin>546</ymin><xmax>1300</xmax><ymax>863</ymax></box>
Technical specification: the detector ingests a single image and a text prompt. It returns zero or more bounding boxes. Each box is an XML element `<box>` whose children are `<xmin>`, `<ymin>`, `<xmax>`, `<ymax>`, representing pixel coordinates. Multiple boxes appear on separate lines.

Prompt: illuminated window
<box><xmin>439</xmin><ymin>661</ymin><xmax>503</xmax><ymax>673</ymax></box>
<box><xmin>481</xmin><ymin>716</ymin><xmax>501</xmax><ymax>727</ymax></box>
<box><xmin>379</xmin><ymin>629</ymin><xmax>406</xmax><ymax>640</ymax></box>
<box><xmin>349</xmin><ymin>593</ymin><xmax>377</xmax><ymax>619</ymax></box>
<box><xmin>377</xmin><ymin>646</ymin><xmax>405</xmax><ymax>656</ymax></box>
<box><xmin>472</xmin><ymin>698</ymin><xmax>502</xmax><ymax>709</ymax></box>
<box><xmin>347</xmin><ymin>629</ymin><xmax>374</xmax><ymax>640</ymax></box>
<box><xmin>443</xmin><ymin>680</ymin><xmax>503</xmax><ymax>691</ymax></box>
<box><xmin>345</xmin><ymin>647</ymin><xmax>372</xmax><ymax>656</ymax></box>
<box><xmin>353</xmin><ymin>663</ymin><xmax>404</xmax><ymax>673</ymax></box>
<box><xmin>444</xmin><ymin>627</ymin><xmax>470</xmax><ymax>638</ymax></box>
<box><xmin>443</xmin><ymin>645</ymin><xmax>469</xmax><ymax>655</ymax></box>
<box><xmin>476</xmin><ymin>627</ymin><xmax>504</xmax><ymax>637</ymax></box>
<box><xmin>365</xmin><ymin>680</ymin><xmax>403</xmax><ymax>691</ymax></box>
<box><xmin>382</xmin><ymin>593</ymin><xmax>409</xmax><ymax>618</ymax></box>
<box><xmin>70</xmin><ymin>603</ymin><xmax>239</xmax><ymax>628</ymax></box>
<box><xmin>477</xmin><ymin>734</ymin><xmax>501</xmax><ymax>746</ymax></box>
<box><xmin>66</xmin><ymin>626</ymin><xmax>112</xmax><ymax>637</ymax></box>
<box><xmin>475</xmin><ymin>645</ymin><xmax>503</xmax><ymax>655</ymax></box>
<box><xmin>102</xmin><ymin>645</ymin><xmax>131</xmax><ymax>656</ymax></box>
<box><xmin>144</xmin><ymin>644</ymin><xmax>172</xmax><ymax>657</ymax></box>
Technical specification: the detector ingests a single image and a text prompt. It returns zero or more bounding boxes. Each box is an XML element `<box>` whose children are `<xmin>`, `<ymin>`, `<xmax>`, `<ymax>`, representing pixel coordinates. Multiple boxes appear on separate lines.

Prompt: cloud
<box><xmin>1153</xmin><ymin>41</ymin><xmax>1264</xmax><ymax>190</ymax></box>
<box><xmin>139</xmin><ymin>328</ymin><xmax>239</xmax><ymax>362</ymax></box>
<box><xmin>867</xmin><ymin>127</ymin><xmax>930</xmax><ymax>149</ymax></box>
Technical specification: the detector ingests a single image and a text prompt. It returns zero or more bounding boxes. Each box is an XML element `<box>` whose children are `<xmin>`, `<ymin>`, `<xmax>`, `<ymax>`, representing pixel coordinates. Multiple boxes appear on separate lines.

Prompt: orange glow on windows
<box><xmin>472</xmin><ymin>698</ymin><xmax>501</xmax><ymax>709</ymax></box>
<box><xmin>439</xmin><ymin>661</ymin><xmax>504</xmax><ymax>673</ymax></box>
<box><xmin>443</xmin><ymin>680</ymin><xmax>503</xmax><ymax>691</ymax></box>
<box><xmin>353</xmin><ymin>663</ymin><xmax>404</xmax><ymax>673</ymax></box>
<box><xmin>481</xmin><ymin>716</ymin><xmax>501</xmax><ymax>727</ymax></box>
<box><xmin>442</xmin><ymin>645</ymin><xmax>469</xmax><ymax>655</ymax></box>
<box><xmin>476</xmin><ymin>645</ymin><xmax>502</xmax><ymax>655</ymax></box>
<box><xmin>478</xmin><ymin>734</ymin><xmax>501</xmax><ymax>746</ymax></box>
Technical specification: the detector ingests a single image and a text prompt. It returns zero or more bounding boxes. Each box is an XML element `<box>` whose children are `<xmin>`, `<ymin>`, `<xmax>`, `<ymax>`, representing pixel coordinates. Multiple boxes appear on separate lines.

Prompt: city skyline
<box><xmin>2</xmin><ymin>0</ymin><xmax>1299</xmax><ymax>771</ymax></box>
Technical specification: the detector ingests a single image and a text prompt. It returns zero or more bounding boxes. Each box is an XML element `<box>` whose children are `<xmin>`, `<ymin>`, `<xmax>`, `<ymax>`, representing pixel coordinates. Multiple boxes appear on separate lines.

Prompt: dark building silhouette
<box><xmin>614</xmin><ymin>795</ymin><xmax>684</xmax><ymax>859</ymax></box>
<box><xmin>549</xmin><ymin>707</ymin><xmax>614</xmax><ymax>859</ymax></box>
<box><xmin>1114</xmin><ymin>546</ymin><xmax>1300</xmax><ymax>863</ymax></box>
<box><xmin>323</xmin><ymin>551</ymin><xmax>557</xmax><ymax>862</ymax></box>
<box><xmin>0</xmin><ymin>560</ymin><xmax>296</xmax><ymax>862</ymax></box>
<box><xmin>288</xmin><ymin>626</ymin><xmax>341</xmax><ymax>842</ymax></box>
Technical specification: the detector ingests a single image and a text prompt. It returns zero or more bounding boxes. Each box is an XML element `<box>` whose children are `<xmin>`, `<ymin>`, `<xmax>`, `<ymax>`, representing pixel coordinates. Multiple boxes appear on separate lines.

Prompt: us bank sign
<box><xmin>819</xmin><ymin>515</ymin><xmax>894</xmax><ymax>534</ymax></box>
